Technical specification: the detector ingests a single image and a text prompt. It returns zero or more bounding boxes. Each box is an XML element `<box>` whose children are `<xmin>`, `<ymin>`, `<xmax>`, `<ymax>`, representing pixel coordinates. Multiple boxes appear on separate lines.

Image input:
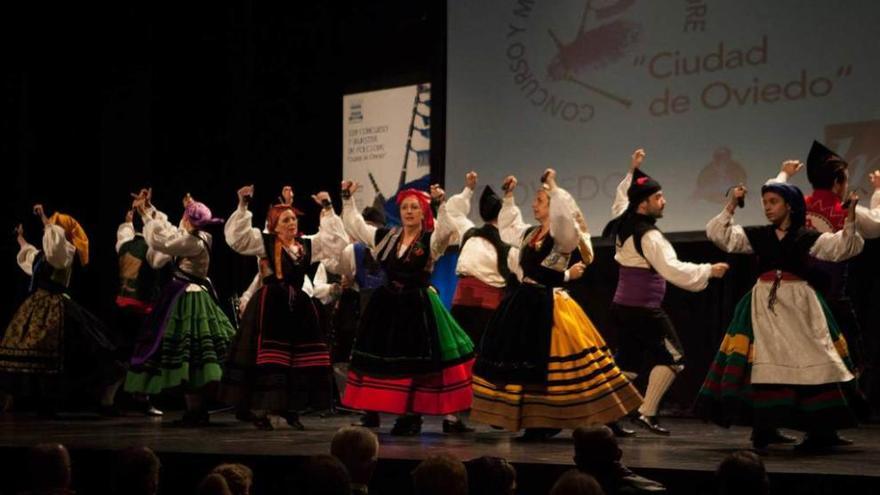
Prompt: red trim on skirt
<box><xmin>758</xmin><ymin>271</ymin><xmax>802</xmax><ymax>282</ymax></box>
<box><xmin>343</xmin><ymin>359</ymin><xmax>474</xmax><ymax>415</ymax></box>
<box><xmin>115</xmin><ymin>296</ymin><xmax>153</xmax><ymax>315</ymax></box>
<box><xmin>451</xmin><ymin>277</ymin><xmax>504</xmax><ymax>311</ymax></box>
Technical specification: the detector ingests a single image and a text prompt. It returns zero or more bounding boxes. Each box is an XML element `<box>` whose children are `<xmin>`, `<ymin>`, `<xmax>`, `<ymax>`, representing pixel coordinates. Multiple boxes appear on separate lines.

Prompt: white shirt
<box><xmin>444</xmin><ymin>187</ymin><xmax>521</xmax><ymax>287</ymax></box>
<box><xmin>611</xmin><ymin>172</ymin><xmax>714</xmax><ymax>292</ymax></box>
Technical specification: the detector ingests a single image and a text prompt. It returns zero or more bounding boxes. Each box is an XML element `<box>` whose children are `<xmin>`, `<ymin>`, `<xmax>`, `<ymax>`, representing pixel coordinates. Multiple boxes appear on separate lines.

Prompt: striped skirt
<box><xmin>343</xmin><ymin>287</ymin><xmax>474</xmax><ymax>415</ymax></box>
<box><xmin>471</xmin><ymin>290</ymin><xmax>642</xmax><ymax>431</ymax></box>
<box><xmin>696</xmin><ymin>288</ymin><xmax>857</xmax><ymax>431</ymax></box>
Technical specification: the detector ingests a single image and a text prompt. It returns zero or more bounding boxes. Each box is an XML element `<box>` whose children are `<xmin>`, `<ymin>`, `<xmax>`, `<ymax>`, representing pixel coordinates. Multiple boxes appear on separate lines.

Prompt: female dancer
<box><xmin>471</xmin><ymin>169</ymin><xmax>642</xmax><ymax>440</ymax></box>
<box><xmin>340</xmin><ymin>181</ymin><xmax>474</xmax><ymax>435</ymax></box>
<box><xmin>697</xmin><ymin>180</ymin><xmax>863</xmax><ymax>450</ymax></box>
<box><xmin>222</xmin><ymin>185</ymin><xmax>347</xmax><ymax>430</ymax></box>
<box><xmin>1</xmin><ymin>205</ymin><xmax>122</xmax><ymax>416</ymax></box>
<box><xmin>124</xmin><ymin>194</ymin><xmax>236</xmax><ymax>426</ymax></box>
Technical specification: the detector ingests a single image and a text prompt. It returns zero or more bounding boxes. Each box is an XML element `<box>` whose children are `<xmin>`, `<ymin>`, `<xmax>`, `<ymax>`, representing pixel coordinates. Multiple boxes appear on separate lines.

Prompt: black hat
<box><xmin>479</xmin><ymin>186</ymin><xmax>502</xmax><ymax>222</ymax></box>
<box><xmin>806</xmin><ymin>140</ymin><xmax>848</xmax><ymax>187</ymax></box>
<box><xmin>626</xmin><ymin>168</ymin><xmax>662</xmax><ymax>207</ymax></box>
<box><xmin>362</xmin><ymin>205</ymin><xmax>386</xmax><ymax>227</ymax></box>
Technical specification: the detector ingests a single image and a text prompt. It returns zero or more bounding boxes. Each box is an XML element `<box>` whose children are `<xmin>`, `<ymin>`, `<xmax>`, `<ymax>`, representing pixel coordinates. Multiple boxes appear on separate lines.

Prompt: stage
<box><xmin>0</xmin><ymin>412</ymin><xmax>877</xmax><ymax>494</ymax></box>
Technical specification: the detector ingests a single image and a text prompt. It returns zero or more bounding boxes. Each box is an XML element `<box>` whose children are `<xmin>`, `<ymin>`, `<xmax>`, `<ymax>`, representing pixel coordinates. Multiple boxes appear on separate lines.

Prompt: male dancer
<box><xmin>605</xmin><ymin>149</ymin><xmax>729</xmax><ymax>435</ymax></box>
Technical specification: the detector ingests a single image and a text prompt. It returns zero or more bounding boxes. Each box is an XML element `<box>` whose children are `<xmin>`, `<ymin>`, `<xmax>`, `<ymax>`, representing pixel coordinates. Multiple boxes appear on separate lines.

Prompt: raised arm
<box><xmin>855</xmin><ymin>171</ymin><xmax>880</xmax><ymax>239</ymax></box>
<box><xmin>706</xmin><ymin>186</ymin><xmax>754</xmax><ymax>254</ymax></box>
<box><xmin>341</xmin><ymin>181</ymin><xmax>379</xmax><ymax>248</ymax></box>
<box><xmin>429</xmin><ymin>185</ymin><xmax>457</xmax><ymax>260</ymax></box>
<box><xmin>811</xmin><ymin>192</ymin><xmax>865</xmax><ymax>261</ymax></box>
<box><xmin>116</xmin><ymin>210</ymin><xmax>136</xmax><ymax>254</ymax></box>
<box><xmin>142</xmin><ymin>205</ymin><xmax>204</xmax><ymax>258</ymax></box>
<box><xmin>224</xmin><ymin>185</ymin><xmax>268</xmax><ymax>257</ymax></box>
<box><xmin>444</xmin><ymin>172</ymin><xmax>478</xmax><ymax>239</ymax></box>
<box><xmin>612</xmin><ymin>149</ymin><xmax>646</xmax><ymax>217</ymax></box>
<box><xmin>302</xmin><ymin>191</ymin><xmax>348</xmax><ymax>265</ymax></box>
<box><xmin>545</xmin><ymin>169</ymin><xmax>580</xmax><ymax>253</ymax></box>
<box><xmin>498</xmin><ymin>175</ymin><xmax>531</xmax><ymax>245</ymax></box>
<box><xmin>14</xmin><ymin>224</ymin><xmax>39</xmax><ymax>276</ymax></box>
<box><xmin>42</xmin><ymin>223</ymin><xmax>76</xmax><ymax>270</ymax></box>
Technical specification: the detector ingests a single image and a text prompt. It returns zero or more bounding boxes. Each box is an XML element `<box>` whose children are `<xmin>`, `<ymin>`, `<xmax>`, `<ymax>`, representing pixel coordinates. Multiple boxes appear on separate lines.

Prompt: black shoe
<box><xmin>750</xmin><ymin>428</ymin><xmax>797</xmax><ymax>449</ymax></box>
<box><xmin>235</xmin><ymin>408</ymin><xmax>258</xmax><ymax>422</ymax></box>
<box><xmin>795</xmin><ymin>432</ymin><xmax>853</xmax><ymax>451</ymax></box>
<box><xmin>442</xmin><ymin>419</ymin><xmax>475</xmax><ymax>434</ymax></box>
<box><xmin>829</xmin><ymin>433</ymin><xmax>854</xmax><ymax>447</ymax></box>
<box><xmin>98</xmin><ymin>404</ymin><xmax>123</xmax><ymax>417</ymax></box>
<box><xmin>172</xmin><ymin>410</ymin><xmax>210</xmax><ymax>427</ymax></box>
<box><xmin>353</xmin><ymin>411</ymin><xmax>380</xmax><ymax>428</ymax></box>
<box><xmin>390</xmin><ymin>415</ymin><xmax>422</xmax><ymax>436</ymax></box>
<box><xmin>282</xmin><ymin>412</ymin><xmax>305</xmax><ymax>431</ymax></box>
<box><xmin>631</xmin><ymin>415</ymin><xmax>670</xmax><ymax>436</ymax></box>
<box><xmin>608</xmin><ymin>421</ymin><xmax>637</xmax><ymax>438</ymax></box>
<box><xmin>518</xmin><ymin>428</ymin><xmax>562</xmax><ymax>442</ymax></box>
<box><xmin>253</xmin><ymin>415</ymin><xmax>274</xmax><ymax>431</ymax></box>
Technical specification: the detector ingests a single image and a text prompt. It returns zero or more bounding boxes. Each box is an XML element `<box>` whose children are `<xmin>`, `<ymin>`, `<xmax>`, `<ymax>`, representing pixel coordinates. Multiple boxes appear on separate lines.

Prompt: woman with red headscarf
<box><xmin>124</xmin><ymin>193</ymin><xmax>236</xmax><ymax>426</ymax></box>
<box><xmin>0</xmin><ymin>204</ymin><xmax>123</xmax><ymax>417</ymax></box>
<box><xmin>222</xmin><ymin>185</ymin><xmax>348</xmax><ymax>430</ymax></box>
<box><xmin>339</xmin><ymin>180</ymin><xmax>473</xmax><ymax>436</ymax></box>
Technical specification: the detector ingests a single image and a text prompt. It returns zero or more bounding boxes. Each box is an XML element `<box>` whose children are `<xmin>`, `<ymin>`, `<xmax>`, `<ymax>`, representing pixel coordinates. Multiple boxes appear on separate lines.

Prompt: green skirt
<box><xmin>125</xmin><ymin>290</ymin><xmax>235</xmax><ymax>395</ymax></box>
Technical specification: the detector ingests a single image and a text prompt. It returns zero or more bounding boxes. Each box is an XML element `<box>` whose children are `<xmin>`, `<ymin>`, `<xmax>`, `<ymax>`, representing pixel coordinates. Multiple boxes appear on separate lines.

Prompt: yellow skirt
<box><xmin>471</xmin><ymin>290</ymin><xmax>642</xmax><ymax>431</ymax></box>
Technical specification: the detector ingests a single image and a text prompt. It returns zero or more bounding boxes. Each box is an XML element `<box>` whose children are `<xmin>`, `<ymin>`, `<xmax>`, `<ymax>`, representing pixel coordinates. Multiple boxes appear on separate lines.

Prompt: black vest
<box><xmin>461</xmin><ymin>224</ymin><xmax>516</xmax><ymax>286</ymax></box>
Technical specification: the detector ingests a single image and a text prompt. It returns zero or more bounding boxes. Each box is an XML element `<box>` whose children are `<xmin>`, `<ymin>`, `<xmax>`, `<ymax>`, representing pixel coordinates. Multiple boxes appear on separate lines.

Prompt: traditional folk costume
<box><xmin>341</xmin><ymin>190</ymin><xmax>474</xmax><ymax>435</ymax></box>
<box><xmin>113</xmin><ymin>210</ymin><xmax>171</xmax><ymax>416</ymax></box>
<box><xmin>0</xmin><ymin>213</ymin><xmax>122</xmax><ymax>413</ymax></box>
<box><xmin>445</xmin><ymin>186</ymin><xmax>519</xmax><ymax>347</ymax></box>
<box><xmin>222</xmin><ymin>203</ymin><xmax>347</xmax><ymax>428</ymax></box>
<box><xmin>471</xmin><ymin>185</ymin><xmax>641</xmax><ymax>433</ymax></box>
<box><xmin>604</xmin><ymin>169</ymin><xmax>716</xmax><ymax>435</ymax></box>
<box><xmin>697</xmin><ymin>182</ymin><xmax>864</xmax><ymax>448</ymax></box>
<box><xmin>124</xmin><ymin>202</ymin><xmax>236</xmax><ymax>421</ymax></box>
<box><xmin>775</xmin><ymin>141</ymin><xmax>880</xmax><ymax>378</ymax></box>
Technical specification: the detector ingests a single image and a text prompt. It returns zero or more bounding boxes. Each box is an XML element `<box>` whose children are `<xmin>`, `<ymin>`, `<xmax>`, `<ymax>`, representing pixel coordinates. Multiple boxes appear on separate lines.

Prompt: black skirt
<box><xmin>473</xmin><ymin>284</ymin><xmax>554</xmax><ymax>385</ymax></box>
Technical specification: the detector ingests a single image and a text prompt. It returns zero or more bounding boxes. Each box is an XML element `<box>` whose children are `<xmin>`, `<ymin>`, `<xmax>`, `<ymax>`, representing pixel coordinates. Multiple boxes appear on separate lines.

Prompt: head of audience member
<box><xmin>549</xmin><ymin>470</ymin><xmax>605</xmax><ymax>495</ymax></box>
<box><xmin>293</xmin><ymin>454</ymin><xmax>351</xmax><ymax>495</ymax></box>
<box><xmin>330</xmin><ymin>426</ymin><xmax>379</xmax><ymax>487</ymax></box>
<box><xmin>27</xmin><ymin>443</ymin><xmax>72</xmax><ymax>495</ymax></box>
<box><xmin>114</xmin><ymin>446</ymin><xmax>161</xmax><ymax>495</ymax></box>
<box><xmin>466</xmin><ymin>456</ymin><xmax>516</xmax><ymax>495</ymax></box>
<box><xmin>197</xmin><ymin>473</ymin><xmax>233</xmax><ymax>495</ymax></box>
<box><xmin>211</xmin><ymin>463</ymin><xmax>253</xmax><ymax>495</ymax></box>
<box><xmin>573</xmin><ymin>426</ymin><xmax>621</xmax><ymax>470</ymax></box>
<box><xmin>411</xmin><ymin>454</ymin><xmax>467</xmax><ymax>495</ymax></box>
<box><xmin>716</xmin><ymin>450</ymin><xmax>769</xmax><ymax>495</ymax></box>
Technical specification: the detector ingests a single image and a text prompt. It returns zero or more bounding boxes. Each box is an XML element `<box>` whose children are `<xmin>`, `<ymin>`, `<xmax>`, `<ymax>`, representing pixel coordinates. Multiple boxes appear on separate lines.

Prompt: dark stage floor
<box><xmin>1</xmin><ymin>412</ymin><xmax>877</xmax><ymax>494</ymax></box>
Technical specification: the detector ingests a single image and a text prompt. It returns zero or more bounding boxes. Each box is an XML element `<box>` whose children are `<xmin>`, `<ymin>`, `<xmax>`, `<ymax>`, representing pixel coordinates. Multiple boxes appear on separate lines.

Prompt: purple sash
<box><xmin>613</xmin><ymin>266</ymin><xmax>666</xmax><ymax>308</ymax></box>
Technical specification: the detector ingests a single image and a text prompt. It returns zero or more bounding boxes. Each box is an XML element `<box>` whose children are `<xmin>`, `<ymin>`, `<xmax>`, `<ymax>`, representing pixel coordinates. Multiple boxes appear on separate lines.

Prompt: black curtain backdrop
<box><xmin>2</xmin><ymin>1</ymin><xmax>878</xmax><ymax>415</ymax></box>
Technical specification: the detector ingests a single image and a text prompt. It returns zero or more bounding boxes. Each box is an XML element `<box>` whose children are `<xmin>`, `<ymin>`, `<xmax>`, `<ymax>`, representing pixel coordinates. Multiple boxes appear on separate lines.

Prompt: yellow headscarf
<box><xmin>49</xmin><ymin>212</ymin><xmax>90</xmax><ymax>266</ymax></box>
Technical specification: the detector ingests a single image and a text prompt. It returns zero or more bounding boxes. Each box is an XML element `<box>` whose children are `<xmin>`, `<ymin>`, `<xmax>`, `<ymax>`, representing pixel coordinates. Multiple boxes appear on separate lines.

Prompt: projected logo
<box><xmin>348</xmin><ymin>99</ymin><xmax>364</xmax><ymax>124</ymax></box>
<box><xmin>506</xmin><ymin>0</ymin><xmax>641</xmax><ymax>124</ymax></box>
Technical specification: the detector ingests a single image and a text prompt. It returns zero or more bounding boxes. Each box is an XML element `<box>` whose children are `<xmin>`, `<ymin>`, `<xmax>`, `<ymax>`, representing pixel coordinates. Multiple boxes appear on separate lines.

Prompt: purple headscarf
<box><xmin>184</xmin><ymin>201</ymin><xmax>224</xmax><ymax>228</ymax></box>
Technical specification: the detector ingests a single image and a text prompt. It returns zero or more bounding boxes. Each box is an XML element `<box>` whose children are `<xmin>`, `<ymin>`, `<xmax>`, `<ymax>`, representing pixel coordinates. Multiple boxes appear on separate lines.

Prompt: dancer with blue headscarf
<box><xmin>697</xmin><ymin>178</ymin><xmax>864</xmax><ymax>451</ymax></box>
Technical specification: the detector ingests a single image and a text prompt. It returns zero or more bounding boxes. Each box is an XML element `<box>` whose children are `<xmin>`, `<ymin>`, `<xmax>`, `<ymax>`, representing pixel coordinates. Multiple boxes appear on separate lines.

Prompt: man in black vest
<box><xmin>604</xmin><ymin>149</ymin><xmax>729</xmax><ymax>435</ymax></box>
<box><xmin>444</xmin><ymin>171</ymin><xmax>519</xmax><ymax>433</ymax></box>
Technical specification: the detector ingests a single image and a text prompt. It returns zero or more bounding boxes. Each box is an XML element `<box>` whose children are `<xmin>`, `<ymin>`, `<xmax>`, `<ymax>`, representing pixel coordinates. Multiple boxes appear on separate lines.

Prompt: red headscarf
<box><xmin>266</xmin><ymin>204</ymin><xmax>304</xmax><ymax>233</ymax></box>
<box><xmin>395</xmin><ymin>189</ymin><xmax>434</xmax><ymax>231</ymax></box>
